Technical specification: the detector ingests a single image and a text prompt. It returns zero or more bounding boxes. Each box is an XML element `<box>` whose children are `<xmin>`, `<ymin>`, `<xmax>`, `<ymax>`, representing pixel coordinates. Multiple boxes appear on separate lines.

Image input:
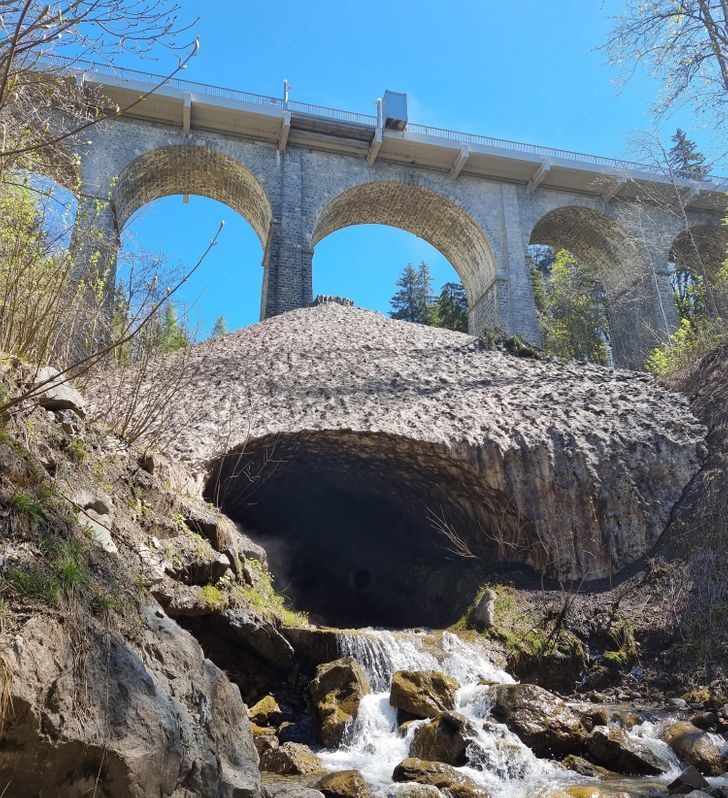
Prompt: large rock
<box><xmin>586</xmin><ymin>727</ymin><xmax>671</xmax><ymax>776</ymax></box>
<box><xmin>410</xmin><ymin>711</ymin><xmax>477</xmax><ymax>766</ymax></box>
<box><xmin>390</xmin><ymin>670</ymin><xmax>458</xmax><ymax>720</ymax></box>
<box><xmin>392</xmin><ymin>758</ymin><xmax>490</xmax><ymax>798</ymax></box>
<box><xmin>310</xmin><ymin>657</ymin><xmax>370</xmax><ymax>747</ymax></box>
<box><xmin>32</xmin><ymin>365</ymin><xmax>85</xmax><ymax>416</ymax></box>
<box><xmin>259</xmin><ymin>741</ymin><xmax>322</xmax><ymax>775</ymax></box>
<box><xmin>0</xmin><ymin>607</ymin><xmax>259</xmax><ymax>797</ymax></box>
<box><xmin>312</xmin><ymin>769</ymin><xmax>370</xmax><ymax>798</ymax></box>
<box><xmin>91</xmin><ymin>303</ymin><xmax>708</xmax><ymax>583</ymax></box>
<box><xmin>662</xmin><ymin>721</ymin><xmax>728</xmax><ymax>777</ymax></box>
<box><xmin>489</xmin><ymin>684</ymin><xmax>588</xmax><ymax>758</ymax></box>
<box><xmin>248</xmin><ymin>694</ymin><xmax>283</xmax><ymax>727</ymax></box>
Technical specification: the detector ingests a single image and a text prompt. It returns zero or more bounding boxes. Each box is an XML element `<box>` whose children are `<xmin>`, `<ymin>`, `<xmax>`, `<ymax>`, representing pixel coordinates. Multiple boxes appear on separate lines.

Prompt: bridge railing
<box><xmin>35</xmin><ymin>53</ymin><xmax>727</xmax><ymax>185</ymax></box>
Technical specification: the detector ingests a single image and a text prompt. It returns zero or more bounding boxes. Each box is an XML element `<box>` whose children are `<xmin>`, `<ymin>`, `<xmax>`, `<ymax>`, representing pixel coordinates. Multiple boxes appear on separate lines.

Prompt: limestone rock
<box><xmin>667</xmin><ymin>765</ymin><xmax>711</xmax><ymax>794</ymax></box>
<box><xmin>259</xmin><ymin>741</ymin><xmax>322</xmax><ymax>775</ymax></box>
<box><xmin>33</xmin><ymin>366</ymin><xmax>85</xmax><ymax>417</ymax></box>
<box><xmin>392</xmin><ymin>758</ymin><xmax>490</xmax><ymax>798</ymax></box>
<box><xmin>489</xmin><ymin>683</ymin><xmax>588</xmax><ymax>758</ymax></box>
<box><xmin>80</xmin><ymin>508</ymin><xmax>117</xmax><ymax>553</ymax></box>
<box><xmin>221</xmin><ymin>607</ymin><xmax>294</xmax><ymax>669</ymax></box>
<box><xmin>310</xmin><ymin>657</ymin><xmax>370</xmax><ymax>747</ymax></box>
<box><xmin>312</xmin><ymin>769</ymin><xmax>371</xmax><ymax>798</ymax></box>
<box><xmin>586</xmin><ymin>727</ymin><xmax>671</xmax><ymax>775</ymax></box>
<box><xmin>468</xmin><ymin>589</ymin><xmax>496</xmax><ymax>631</ymax></box>
<box><xmin>0</xmin><ymin>607</ymin><xmax>260</xmax><ymax>797</ymax></box>
<box><xmin>391</xmin><ymin>786</ymin><xmax>443</xmax><ymax>798</ymax></box>
<box><xmin>390</xmin><ymin>670</ymin><xmax>458</xmax><ymax>720</ymax></box>
<box><xmin>662</xmin><ymin>721</ymin><xmax>728</xmax><ymax>777</ymax></box>
<box><xmin>561</xmin><ymin>754</ymin><xmax>618</xmax><ymax>780</ymax></box>
<box><xmin>264</xmin><ymin>784</ymin><xmax>324</xmax><ymax>798</ymax></box>
<box><xmin>248</xmin><ymin>694</ymin><xmax>283</xmax><ymax>727</ymax></box>
<box><xmin>410</xmin><ymin>711</ymin><xmax>476</xmax><ymax>766</ymax></box>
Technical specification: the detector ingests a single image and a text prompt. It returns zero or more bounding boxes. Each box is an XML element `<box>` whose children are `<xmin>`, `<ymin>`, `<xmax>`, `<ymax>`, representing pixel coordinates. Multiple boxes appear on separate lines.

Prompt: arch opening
<box><xmin>204</xmin><ymin>431</ymin><xmax>529</xmax><ymax>629</ymax></box>
<box><xmin>311</xmin><ymin>182</ymin><xmax>496</xmax><ymax>332</ymax></box>
<box><xmin>669</xmin><ymin>224</ymin><xmax>728</xmax><ymax>320</ymax></box>
<box><xmin>120</xmin><ymin>194</ymin><xmax>265</xmax><ymax>333</ymax></box>
<box><xmin>529</xmin><ymin>206</ymin><xmax>650</xmax><ymax>367</ymax></box>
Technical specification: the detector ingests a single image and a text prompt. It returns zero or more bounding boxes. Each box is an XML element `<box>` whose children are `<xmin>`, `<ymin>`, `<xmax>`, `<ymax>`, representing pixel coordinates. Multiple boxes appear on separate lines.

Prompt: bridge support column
<box><xmin>260</xmin><ymin>150</ymin><xmax>312</xmax><ymax>320</ymax></box>
<box><xmin>71</xmin><ymin>195</ymin><xmax>120</xmax><ymax>300</ymax></box>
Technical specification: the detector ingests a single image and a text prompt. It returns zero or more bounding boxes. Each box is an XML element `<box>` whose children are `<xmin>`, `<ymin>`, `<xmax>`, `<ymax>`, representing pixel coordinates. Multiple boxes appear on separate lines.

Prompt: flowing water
<box><xmin>316</xmin><ymin>628</ymin><xmax>727</xmax><ymax>798</ymax></box>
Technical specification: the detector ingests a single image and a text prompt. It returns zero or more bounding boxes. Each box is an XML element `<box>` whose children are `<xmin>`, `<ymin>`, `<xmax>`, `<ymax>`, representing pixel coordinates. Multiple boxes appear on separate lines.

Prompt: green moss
<box><xmin>235</xmin><ymin>559</ymin><xmax>308</xmax><ymax>627</ymax></box>
<box><xmin>199</xmin><ymin>584</ymin><xmax>227</xmax><ymax>610</ymax></box>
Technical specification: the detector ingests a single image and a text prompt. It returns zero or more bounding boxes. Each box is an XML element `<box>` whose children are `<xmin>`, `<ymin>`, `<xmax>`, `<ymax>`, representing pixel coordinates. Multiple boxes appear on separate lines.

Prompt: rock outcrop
<box><xmin>392</xmin><ymin>758</ymin><xmax>491</xmax><ymax>798</ymax></box>
<box><xmin>0</xmin><ymin>608</ymin><xmax>260</xmax><ymax>797</ymax></box>
<box><xmin>89</xmin><ymin>302</ymin><xmax>706</xmax><ymax>597</ymax></box>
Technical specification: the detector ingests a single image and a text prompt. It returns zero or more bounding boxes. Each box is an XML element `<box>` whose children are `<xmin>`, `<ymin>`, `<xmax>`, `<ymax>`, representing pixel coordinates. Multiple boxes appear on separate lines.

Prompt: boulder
<box><xmin>219</xmin><ymin>607</ymin><xmax>294</xmax><ymax>669</ymax></box>
<box><xmin>32</xmin><ymin>366</ymin><xmax>85</xmax><ymax>417</ymax></box>
<box><xmin>489</xmin><ymin>684</ymin><xmax>588</xmax><ymax>758</ymax></box>
<box><xmin>662</xmin><ymin>721</ymin><xmax>728</xmax><ymax>777</ymax></box>
<box><xmin>80</xmin><ymin>508</ymin><xmax>117</xmax><ymax>554</ymax></box>
<box><xmin>0</xmin><ymin>607</ymin><xmax>260</xmax><ymax>798</ymax></box>
<box><xmin>667</xmin><ymin>765</ymin><xmax>710</xmax><ymax>794</ymax></box>
<box><xmin>259</xmin><ymin>741</ymin><xmax>322</xmax><ymax>775</ymax></box>
<box><xmin>252</xmin><ymin>724</ymin><xmax>279</xmax><ymax>756</ymax></box>
<box><xmin>392</xmin><ymin>758</ymin><xmax>490</xmax><ymax>798</ymax></box>
<box><xmin>248</xmin><ymin>694</ymin><xmax>283</xmax><ymax>727</ymax></box>
<box><xmin>561</xmin><ymin>754</ymin><xmax>618</xmax><ymax>780</ymax></box>
<box><xmin>312</xmin><ymin>769</ymin><xmax>370</xmax><ymax>798</ymax></box>
<box><xmin>390</xmin><ymin>670</ymin><xmax>458</xmax><ymax>720</ymax></box>
<box><xmin>468</xmin><ymin>589</ymin><xmax>496</xmax><ymax>631</ymax></box>
<box><xmin>410</xmin><ymin>711</ymin><xmax>476</xmax><ymax>766</ymax></box>
<box><xmin>310</xmin><ymin>657</ymin><xmax>370</xmax><ymax>747</ymax></box>
<box><xmin>264</xmin><ymin>784</ymin><xmax>324</xmax><ymax>798</ymax></box>
<box><xmin>586</xmin><ymin>727</ymin><xmax>671</xmax><ymax>776</ymax></box>
<box><xmin>392</xmin><ymin>786</ymin><xmax>442</xmax><ymax>798</ymax></box>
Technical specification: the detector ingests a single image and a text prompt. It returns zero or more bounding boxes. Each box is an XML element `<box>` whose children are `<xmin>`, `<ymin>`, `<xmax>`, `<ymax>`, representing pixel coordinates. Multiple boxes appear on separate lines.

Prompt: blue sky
<box><xmin>113</xmin><ymin>0</ymin><xmax>721</xmax><ymax>337</ymax></box>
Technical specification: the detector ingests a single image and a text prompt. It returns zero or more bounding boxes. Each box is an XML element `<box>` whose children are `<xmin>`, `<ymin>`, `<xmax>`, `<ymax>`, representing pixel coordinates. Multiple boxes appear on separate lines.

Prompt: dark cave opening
<box><xmin>205</xmin><ymin>431</ymin><xmax>519</xmax><ymax>629</ymax></box>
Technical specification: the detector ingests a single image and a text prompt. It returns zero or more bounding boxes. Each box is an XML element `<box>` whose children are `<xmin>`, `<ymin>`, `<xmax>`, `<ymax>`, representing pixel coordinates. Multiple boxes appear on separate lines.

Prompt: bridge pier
<box><xmin>71</xmin><ymin>194</ymin><xmax>120</xmax><ymax>302</ymax></box>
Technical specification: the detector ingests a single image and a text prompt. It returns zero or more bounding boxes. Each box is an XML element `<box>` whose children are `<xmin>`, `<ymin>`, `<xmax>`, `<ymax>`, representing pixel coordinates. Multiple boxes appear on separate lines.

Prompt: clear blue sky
<box><xmin>114</xmin><ymin>0</ymin><xmax>721</xmax><ymax>337</ymax></box>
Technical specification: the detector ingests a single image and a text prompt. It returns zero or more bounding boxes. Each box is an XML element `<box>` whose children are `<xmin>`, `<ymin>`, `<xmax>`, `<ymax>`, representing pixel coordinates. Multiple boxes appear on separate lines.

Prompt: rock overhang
<box><xmin>90</xmin><ymin>302</ymin><xmax>707</xmax><ymax>616</ymax></box>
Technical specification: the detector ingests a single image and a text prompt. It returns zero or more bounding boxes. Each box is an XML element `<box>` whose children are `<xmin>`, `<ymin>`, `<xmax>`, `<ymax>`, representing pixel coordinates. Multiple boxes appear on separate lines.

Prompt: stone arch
<box><xmin>670</xmin><ymin>224</ymin><xmax>728</xmax><ymax>284</ymax></box>
<box><xmin>112</xmin><ymin>145</ymin><xmax>273</xmax><ymax>244</ymax></box>
<box><xmin>528</xmin><ymin>205</ymin><xmax>654</xmax><ymax>367</ymax></box>
<box><xmin>310</xmin><ymin>181</ymin><xmax>497</xmax><ymax>329</ymax></box>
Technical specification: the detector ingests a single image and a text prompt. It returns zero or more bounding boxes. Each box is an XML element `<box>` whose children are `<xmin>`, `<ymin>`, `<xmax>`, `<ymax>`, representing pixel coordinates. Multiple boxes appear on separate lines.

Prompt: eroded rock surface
<box><xmin>390</xmin><ymin>670</ymin><xmax>458</xmax><ymax>720</ymax></box>
<box><xmin>0</xmin><ymin>608</ymin><xmax>260</xmax><ymax>798</ymax></box>
<box><xmin>392</xmin><ymin>758</ymin><xmax>491</xmax><ymax>798</ymax></box>
<box><xmin>310</xmin><ymin>657</ymin><xmax>370</xmax><ymax>747</ymax></box>
<box><xmin>90</xmin><ymin>303</ymin><xmax>707</xmax><ymax>584</ymax></box>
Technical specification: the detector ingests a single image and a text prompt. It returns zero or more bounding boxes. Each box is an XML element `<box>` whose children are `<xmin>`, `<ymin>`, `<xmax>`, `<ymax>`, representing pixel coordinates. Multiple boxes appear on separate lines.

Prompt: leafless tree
<box><xmin>604</xmin><ymin>0</ymin><xmax>728</xmax><ymax>130</ymax></box>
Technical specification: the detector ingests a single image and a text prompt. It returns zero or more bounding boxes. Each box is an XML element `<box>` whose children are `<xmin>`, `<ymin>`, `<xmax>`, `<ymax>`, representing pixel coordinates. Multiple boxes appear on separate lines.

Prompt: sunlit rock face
<box><xmin>92</xmin><ymin>303</ymin><xmax>706</xmax><ymax>623</ymax></box>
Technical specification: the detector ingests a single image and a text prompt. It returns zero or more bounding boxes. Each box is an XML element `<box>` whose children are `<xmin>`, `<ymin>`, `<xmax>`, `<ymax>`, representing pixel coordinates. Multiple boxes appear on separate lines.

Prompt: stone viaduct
<box><xmin>52</xmin><ymin>57</ymin><xmax>728</xmax><ymax>367</ymax></box>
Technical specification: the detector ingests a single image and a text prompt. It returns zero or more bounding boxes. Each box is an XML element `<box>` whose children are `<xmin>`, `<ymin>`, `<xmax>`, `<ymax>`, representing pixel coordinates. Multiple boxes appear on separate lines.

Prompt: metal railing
<box><xmin>35</xmin><ymin>53</ymin><xmax>727</xmax><ymax>184</ymax></box>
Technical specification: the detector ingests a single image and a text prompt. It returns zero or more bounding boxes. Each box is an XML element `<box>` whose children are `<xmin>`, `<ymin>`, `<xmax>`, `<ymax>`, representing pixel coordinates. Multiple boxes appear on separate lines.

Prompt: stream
<box><xmin>311</xmin><ymin>628</ymin><xmax>728</xmax><ymax>798</ymax></box>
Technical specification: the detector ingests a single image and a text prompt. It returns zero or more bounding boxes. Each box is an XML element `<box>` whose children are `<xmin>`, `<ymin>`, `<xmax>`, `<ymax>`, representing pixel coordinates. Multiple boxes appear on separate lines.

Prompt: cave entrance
<box><xmin>204</xmin><ymin>431</ymin><xmax>518</xmax><ymax>629</ymax></box>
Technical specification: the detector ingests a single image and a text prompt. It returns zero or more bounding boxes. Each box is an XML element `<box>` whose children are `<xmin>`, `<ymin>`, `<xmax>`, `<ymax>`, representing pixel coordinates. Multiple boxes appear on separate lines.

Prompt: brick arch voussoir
<box><xmin>310</xmin><ymin>180</ymin><xmax>497</xmax><ymax>306</ymax></box>
<box><xmin>112</xmin><ymin>145</ymin><xmax>273</xmax><ymax>245</ymax></box>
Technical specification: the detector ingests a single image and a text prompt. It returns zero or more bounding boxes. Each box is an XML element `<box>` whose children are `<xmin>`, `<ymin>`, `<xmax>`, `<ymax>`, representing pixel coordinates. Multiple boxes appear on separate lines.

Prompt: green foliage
<box><xmin>530</xmin><ymin>249</ymin><xmax>611</xmax><ymax>365</ymax></box>
<box><xmin>236</xmin><ymin>558</ymin><xmax>308</xmax><ymax>627</ymax></box>
<box><xmin>668</xmin><ymin>129</ymin><xmax>709</xmax><ymax>179</ymax></box>
<box><xmin>67</xmin><ymin>438</ymin><xmax>89</xmax><ymax>463</ymax></box>
<box><xmin>645</xmin><ymin>316</ymin><xmax>728</xmax><ymax>375</ymax></box>
<box><xmin>199</xmin><ymin>584</ymin><xmax>227</xmax><ymax>610</ymax></box>
<box><xmin>671</xmin><ymin>263</ymin><xmax>709</xmax><ymax>324</ymax></box>
<box><xmin>431</xmin><ymin>281</ymin><xmax>469</xmax><ymax>332</ymax></box>
<box><xmin>7</xmin><ymin>490</ymin><xmax>44</xmax><ymax>520</ymax></box>
<box><xmin>211</xmin><ymin>314</ymin><xmax>229</xmax><ymax>337</ymax></box>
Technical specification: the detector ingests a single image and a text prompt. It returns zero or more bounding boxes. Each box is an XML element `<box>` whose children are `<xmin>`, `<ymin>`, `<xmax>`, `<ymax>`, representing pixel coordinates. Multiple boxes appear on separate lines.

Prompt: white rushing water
<box><xmin>319</xmin><ymin>629</ymin><xmax>577</xmax><ymax>797</ymax></box>
<box><xmin>317</xmin><ymin>628</ymin><xmax>728</xmax><ymax>797</ymax></box>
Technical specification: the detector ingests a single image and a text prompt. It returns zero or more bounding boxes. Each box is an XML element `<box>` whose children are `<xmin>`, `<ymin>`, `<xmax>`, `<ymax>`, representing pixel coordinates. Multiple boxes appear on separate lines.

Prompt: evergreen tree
<box><xmin>390</xmin><ymin>261</ymin><xmax>433</xmax><ymax>323</ymax></box>
<box><xmin>156</xmin><ymin>301</ymin><xmax>189</xmax><ymax>352</ymax></box>
<box><xmin>433</xmin><ymin>281</ymin><xmax>469</xmax><ymax>332</ymax></box>
<box><xmin>531</xmin><ymin>249</ymin><xmax>611</xmax><ymax>365</ymax></box>
<box><xmin>668</xmin><ymin>129</ymin><xmax>709</xmax><ymax>179</ymax></box>
<box><xmin>211</xmin><ymin>314</ymin><xmax>229</xmax><ymax>337</ymax></box>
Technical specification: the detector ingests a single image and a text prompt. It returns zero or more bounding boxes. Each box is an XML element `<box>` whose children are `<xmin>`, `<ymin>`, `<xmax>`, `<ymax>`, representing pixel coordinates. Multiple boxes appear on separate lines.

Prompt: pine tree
<box><xmin>433</xmin><ymin>281</ymin><xmax>468</xmax><ymax>332</ymax></box>
<box><xmin>668</xmin><ymin>129</ymin><xmax>709</xmax><ymax>179</ymax></box>
<box><xmin>390</xmin><ymin>261</ymin><xmax>432</xmax><ymax>323</ymax></box>
<box><xmin>211</xmin><ymin>315</ymin><xmax>229</xmax><ymax>337</ymax></box>
<box><xmin>158</xmin><ymin>301</ymin><xmax>189</xmax><ymax>352</ymax></box>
